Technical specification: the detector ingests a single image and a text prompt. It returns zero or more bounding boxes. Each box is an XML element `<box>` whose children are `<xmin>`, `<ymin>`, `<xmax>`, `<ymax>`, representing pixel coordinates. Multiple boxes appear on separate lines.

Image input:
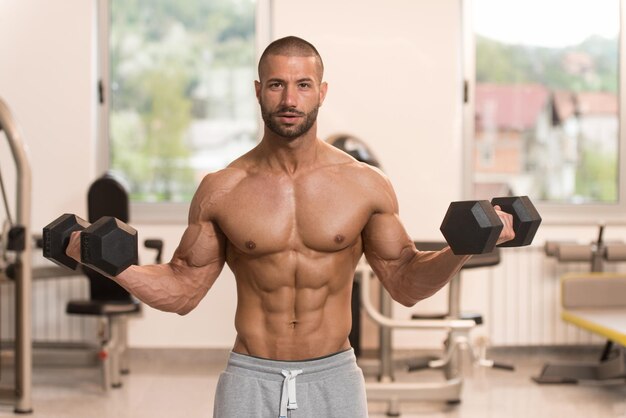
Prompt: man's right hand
<box><xmin>66</xmin><ymin>231</ymin><xmax>82</xmax><ymax>264</ymax></box>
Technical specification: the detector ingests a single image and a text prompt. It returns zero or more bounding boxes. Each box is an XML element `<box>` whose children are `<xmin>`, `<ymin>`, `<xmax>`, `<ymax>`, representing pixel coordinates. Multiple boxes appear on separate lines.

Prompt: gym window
<box><xmin>98</xmin><ymin>0</ymin><xmax>265</xmax><ymax>222</ymax></box>
<box><xmin>464</xmin><ymin>0</ymin><xmax>625</xmax><ymax>222</ymax></box>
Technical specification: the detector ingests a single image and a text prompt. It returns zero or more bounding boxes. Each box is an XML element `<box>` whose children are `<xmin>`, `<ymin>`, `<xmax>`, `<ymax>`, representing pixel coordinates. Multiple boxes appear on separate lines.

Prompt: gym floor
<box><xmin>0</xmin><ymin>347</ymin><xmax>624</xmax><ymax>418</ymax></box>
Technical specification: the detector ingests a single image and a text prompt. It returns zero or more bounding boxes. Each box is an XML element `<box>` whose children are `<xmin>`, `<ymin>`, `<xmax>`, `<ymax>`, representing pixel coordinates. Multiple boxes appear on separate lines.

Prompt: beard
<box><xmin>260</xmin><ymin>100</ymin><xmax>320</xmax><ymax>139</ymax></box>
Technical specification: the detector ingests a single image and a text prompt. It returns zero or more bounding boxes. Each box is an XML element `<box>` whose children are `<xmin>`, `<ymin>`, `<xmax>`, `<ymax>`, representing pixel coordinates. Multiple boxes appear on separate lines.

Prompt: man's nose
<box><xmin>280</xmin><ymin>85</ymin><xmax>297</xmax><ymax>107</ymax></box>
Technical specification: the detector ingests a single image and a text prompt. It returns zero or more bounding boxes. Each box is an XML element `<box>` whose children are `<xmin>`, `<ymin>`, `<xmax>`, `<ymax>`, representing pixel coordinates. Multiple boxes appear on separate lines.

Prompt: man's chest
<box><xmin>215</xmin><ymin>174</ymin><xmax>373</xmax><ymax>254</ymax></box>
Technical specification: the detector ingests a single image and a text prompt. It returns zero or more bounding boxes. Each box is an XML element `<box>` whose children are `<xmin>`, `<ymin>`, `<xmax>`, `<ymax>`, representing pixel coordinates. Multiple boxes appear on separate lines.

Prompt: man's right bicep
<box><xmin>173</xmin><ymin>171</ymin><xmax>229</xmax><ymax>269</ymax></box>
<box><xmin>172</xmin><ymin>220</ymin><xmax>226</xmax><ymax>272</ymax></box>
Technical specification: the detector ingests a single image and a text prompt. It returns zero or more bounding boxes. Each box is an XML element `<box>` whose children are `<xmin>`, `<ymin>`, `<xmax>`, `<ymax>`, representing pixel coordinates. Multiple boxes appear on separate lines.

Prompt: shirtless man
<box><xmin>67</xmin><ymin>36</ymin><xmax>514</xmax><ymax>417</ymax></box>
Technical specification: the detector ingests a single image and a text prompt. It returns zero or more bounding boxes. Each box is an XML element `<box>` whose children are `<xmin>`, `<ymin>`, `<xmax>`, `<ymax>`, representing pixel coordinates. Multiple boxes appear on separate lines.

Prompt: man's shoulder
<box><xmin>319</xmin><ymin>146</ymin><xmax>396</xmax><ymax>212</ymax></box>
<box><xmin>188</xmin><ymin>167</ymin><xmax>248</xmax><ymax>222</ymax></box>
<box><xmin>197</xmin><ymin>166</ymin><xmax>248</xmax><ymax>194</ymax></box>
<box><xmin>327</xmin><ymin>152</ymin><xmax>390</xmax><ymax>189</ymax></box>
<box><xmin>323</xmin><ymin>142</ymin><xmax>385</xmax><ymax>176</ymax></box>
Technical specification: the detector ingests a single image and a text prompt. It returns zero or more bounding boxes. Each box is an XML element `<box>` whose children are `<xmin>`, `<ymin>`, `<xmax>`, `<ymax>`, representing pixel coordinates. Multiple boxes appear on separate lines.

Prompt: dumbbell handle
<box><xmin>491</xmin><ymin>196</ymin><xmax>541</xmax><ymax>248</ymax></box>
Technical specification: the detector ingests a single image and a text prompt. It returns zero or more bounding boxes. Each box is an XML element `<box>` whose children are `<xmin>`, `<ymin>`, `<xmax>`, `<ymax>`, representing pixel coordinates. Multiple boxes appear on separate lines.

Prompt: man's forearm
<box><xmin>111</xmin><ymin>263</ymin><xmax>211</xmax><ymax>315</ymax></box>
<box><xmin>383</xmin><ymin>247</ymin><xmax>471</xmax><ymax>307</ymax></box>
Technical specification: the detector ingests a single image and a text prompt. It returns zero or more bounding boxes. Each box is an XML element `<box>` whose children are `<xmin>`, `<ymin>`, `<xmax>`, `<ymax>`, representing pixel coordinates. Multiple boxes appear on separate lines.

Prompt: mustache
<box><xmin>272</xmin><ymin>108</ymin><xmax>306</xmax><ymax>117</ymax></box>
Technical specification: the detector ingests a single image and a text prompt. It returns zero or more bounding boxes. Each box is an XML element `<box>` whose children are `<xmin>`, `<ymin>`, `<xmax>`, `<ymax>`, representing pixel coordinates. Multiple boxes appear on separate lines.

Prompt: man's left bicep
<box><xmin>362</xmin><ymin>212</ymin><xmax>415</xmax><ymax>272</ymax></box>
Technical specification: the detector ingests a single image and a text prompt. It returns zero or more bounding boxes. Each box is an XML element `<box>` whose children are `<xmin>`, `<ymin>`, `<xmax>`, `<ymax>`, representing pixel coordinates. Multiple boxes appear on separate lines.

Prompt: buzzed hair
<box><xmin>258</xmin><ymin>36</ymin><xmax>324</xmax><ymax>80</ymax></box>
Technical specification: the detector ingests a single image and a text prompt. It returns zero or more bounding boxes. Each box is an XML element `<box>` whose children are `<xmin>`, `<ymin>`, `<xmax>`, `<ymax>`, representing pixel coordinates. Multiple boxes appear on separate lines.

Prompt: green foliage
<box><xmin>476</xmin><ymin>37</ymin><xmax>531</xmax><ymax>84</ymax></box>
<box><xmin>109</xmin><ymin>0</ymin><xmax>255</xmax><ymax>202</ymax></box>
<box><xmin>476</xmin><ymin>35</ymin><xmax>618</xmax><ymax>93</ymax></box>
<box><xmin>575</xmin><ymin>147</ymin><xmax>618</xmax><ymax>203</ymax></box>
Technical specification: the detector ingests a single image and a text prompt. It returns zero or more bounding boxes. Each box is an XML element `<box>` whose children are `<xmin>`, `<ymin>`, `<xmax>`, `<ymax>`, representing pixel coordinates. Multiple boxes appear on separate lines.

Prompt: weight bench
<box><xmin>66</xmin><ymin>173</ymin><xmax>163</xmax><ymax>390</ymax></box>
<box><xmin>408</xmin><ymin>243</ymin><xmax>513</xmax><ymax>375</ymax></box>
<box><xmin>533</xmin><ymin>273</ymin><xmax>626</xmax><ymax>384</ymax></box>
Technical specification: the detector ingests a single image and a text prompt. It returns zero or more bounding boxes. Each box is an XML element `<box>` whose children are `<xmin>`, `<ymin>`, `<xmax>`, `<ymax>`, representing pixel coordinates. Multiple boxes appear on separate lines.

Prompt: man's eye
<box><xmin>269</xmin><ymin>82</ymin><xmax>282</xmax><ymax>89</ymax></box>
<box><xmin>299</xmin><ymin>83</ymin><xmax>311</xmax><ymax>89</ymax></box>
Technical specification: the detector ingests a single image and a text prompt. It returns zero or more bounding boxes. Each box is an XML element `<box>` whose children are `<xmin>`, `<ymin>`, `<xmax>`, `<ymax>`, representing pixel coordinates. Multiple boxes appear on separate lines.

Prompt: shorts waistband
<box><xmin>225</xmin><ymin>348</ymin><xmax>357</xmax><ymax>383</ymax></box>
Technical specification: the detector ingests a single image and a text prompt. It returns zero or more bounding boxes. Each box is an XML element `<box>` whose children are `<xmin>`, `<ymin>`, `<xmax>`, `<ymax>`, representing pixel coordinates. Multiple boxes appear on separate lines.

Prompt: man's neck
<box><xmin>258</xmin><ymin>128</ymin><xmax>322</xmax><ymax>175</ymax></box>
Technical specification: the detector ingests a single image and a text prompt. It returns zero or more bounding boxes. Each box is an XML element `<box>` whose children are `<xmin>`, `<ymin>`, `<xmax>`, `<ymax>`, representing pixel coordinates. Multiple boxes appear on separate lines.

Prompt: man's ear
<box><xmin>254</xmin><ymin>80</ymin><xmax>261</xmax><ymax>102</ymax></box>
<box><xmin>319</xmin><ymin>82</ymin><xmax>328</xmax><ymax>106</ymax></box>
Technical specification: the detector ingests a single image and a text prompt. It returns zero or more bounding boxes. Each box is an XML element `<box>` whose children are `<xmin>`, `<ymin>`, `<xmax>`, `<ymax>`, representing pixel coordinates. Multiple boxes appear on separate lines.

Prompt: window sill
<box><xmin>129</xmin><ymin>202</ymin><xmax>190</xmax><ymax>225</ymax></box>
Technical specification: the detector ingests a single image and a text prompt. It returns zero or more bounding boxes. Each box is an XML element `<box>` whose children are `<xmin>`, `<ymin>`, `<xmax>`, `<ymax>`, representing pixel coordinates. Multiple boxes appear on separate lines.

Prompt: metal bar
<box><xmin>96</xmin><ymin>0</ymin><xmax>111</xmax><ymax>176</ymax></box>
<box><xmin>447</xmin><ymin>272</ymin><xmax>461</xmax><ymax>318</ymax></box>
<box><xmin>365</xmin><ymin>378</ymin><xmax>463</xmax><ymax>402</ymax></box>
<box><xmin>358</xmin><ymin>271</ymin><xmax>475</xmax><ymax>331</ymax></box>
<box><xmin>0</xmin><ymin>97</ymin><xmax>33</xmax><ymax>413</ymax></box>
<box><xmin>377</xmin><ymin>271</ymin><xmax>394</xmax><ymax>382</ymax></box>
<box><xmin>1</xmin><ymin>266</ymin><xmax>83</xmax><ymax>282</ymax></box>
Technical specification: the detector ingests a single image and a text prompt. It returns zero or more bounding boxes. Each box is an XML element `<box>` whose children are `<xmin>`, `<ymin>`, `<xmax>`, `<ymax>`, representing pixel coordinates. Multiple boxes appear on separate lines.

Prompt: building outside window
<box><xmin>470</xmin><ymin>0</ymin><xmax>620</xmax><ymax>206</ymax></box>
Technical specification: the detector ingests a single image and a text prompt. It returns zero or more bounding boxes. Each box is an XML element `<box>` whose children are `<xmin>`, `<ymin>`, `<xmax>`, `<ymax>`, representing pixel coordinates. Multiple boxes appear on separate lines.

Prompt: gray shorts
<box><xmin>213</xmin><ymin>348</ymin><xmax>368</xmax><ymax>418</ymax></box>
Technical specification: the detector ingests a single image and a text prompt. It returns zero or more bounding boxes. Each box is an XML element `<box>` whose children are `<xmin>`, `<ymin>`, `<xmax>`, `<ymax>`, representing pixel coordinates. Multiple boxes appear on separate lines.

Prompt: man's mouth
<box><xmin>275</xmin><ymin>112</ymin><xmax>304</xmax><ymax>123</ymax></box>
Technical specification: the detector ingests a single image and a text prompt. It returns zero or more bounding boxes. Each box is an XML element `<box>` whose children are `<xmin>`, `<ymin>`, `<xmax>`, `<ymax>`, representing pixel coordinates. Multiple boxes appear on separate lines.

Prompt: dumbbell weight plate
<box><xmin>440</xmin><ymin>200</ymin><xmax>504</xmax><ymax>255</ymax></box>
<box><xmin>43</xmin><ymin>213</ymin><xmax>90</xmax><ymax>270</ymax></box>
<box><xmin>81</xmin><ymin>216</ymin><xmax>138</xmax><ymax>277</ymax></box>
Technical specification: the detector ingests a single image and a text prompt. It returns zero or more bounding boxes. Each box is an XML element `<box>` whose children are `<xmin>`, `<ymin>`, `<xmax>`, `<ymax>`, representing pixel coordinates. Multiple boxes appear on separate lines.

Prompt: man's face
<box><xmin>255</xmin><ymin>55</ymin><xmax>327</xmax><ymax>140</ymax></box>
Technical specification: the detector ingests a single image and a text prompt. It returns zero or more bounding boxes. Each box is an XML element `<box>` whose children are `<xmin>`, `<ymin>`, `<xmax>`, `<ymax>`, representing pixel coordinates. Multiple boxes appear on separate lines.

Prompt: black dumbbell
<box><xmin>43</xmin><ymin>213</ymin><xmax>138</xmax><ymax>276</ymax></box>
<box><xmin>440</xmin><ymin>196</ymin><xmax>541</xmax><ymax>255</ymax></box>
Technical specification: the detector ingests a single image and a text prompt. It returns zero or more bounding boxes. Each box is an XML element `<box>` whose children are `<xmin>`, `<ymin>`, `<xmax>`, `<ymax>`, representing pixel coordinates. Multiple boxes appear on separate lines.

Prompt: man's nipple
<box><xmin>334</xmin><ymin>234</ymin><xmax>345</xmax><ymax>244</ymax></box>
<box><xmin>245</xmin><ymin>240</ymin><xmax>256</xmax><ymax>250</ymax></box>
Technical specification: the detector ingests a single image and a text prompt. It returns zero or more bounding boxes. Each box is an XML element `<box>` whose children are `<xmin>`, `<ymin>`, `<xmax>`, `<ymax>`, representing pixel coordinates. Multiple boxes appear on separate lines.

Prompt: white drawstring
<box><xmin>279</xmin><ymin>369</ymin><xmax>302</xmax><ymax>418</ymax></box>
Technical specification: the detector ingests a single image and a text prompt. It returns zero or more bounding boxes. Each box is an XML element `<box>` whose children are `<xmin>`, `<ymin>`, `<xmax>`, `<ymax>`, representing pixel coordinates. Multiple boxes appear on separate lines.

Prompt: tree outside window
<box><xmin>109</xmin><ymin>0</ymin><xmax>258</xmax><ymax>203</ymax></box>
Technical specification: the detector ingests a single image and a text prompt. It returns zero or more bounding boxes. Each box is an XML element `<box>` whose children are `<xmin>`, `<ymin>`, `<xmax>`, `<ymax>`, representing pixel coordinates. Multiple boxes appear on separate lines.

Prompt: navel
<box><xmin>245</xmin><ymin>240</ymin><xmax>256</xmax><ymax>250</ymax></box>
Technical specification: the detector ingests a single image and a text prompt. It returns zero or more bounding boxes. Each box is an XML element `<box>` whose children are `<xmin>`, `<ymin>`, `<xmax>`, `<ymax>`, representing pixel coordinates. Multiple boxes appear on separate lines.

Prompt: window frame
<box><xmin>96</xmin><ymin>0</ymin><xmax>272</xmax><ymax>224</ymax></box>
<box><xmin>462</xmin><ymin>0</ymin><xmax>626</xmax><ymax>226</ymax></box>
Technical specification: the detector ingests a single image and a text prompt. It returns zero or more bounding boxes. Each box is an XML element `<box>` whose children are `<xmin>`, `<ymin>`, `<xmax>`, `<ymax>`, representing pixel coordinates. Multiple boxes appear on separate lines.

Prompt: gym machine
<box><xmin>535</xmin><ymin>225</ymin><xmax>626</xmax><ymax>384</ymax></box>
<box><xmin>357</xmin><ymin>261</ymin><xmax>474</xmax><ymax>416</ymax></box>
<box><xmin>0</xmin><ymin>97</ymin><xmax>33</xmax><ymax>413</ymax></box>
<box><xmin>407</xmin><ymin>243</ymin><xmax>513</xmax><ymax>372</ymax></box>
<box><xmin>543</xmin><ymin>225</ymin><xmax>626</xmax><ymax>274</ymax></box>
<box><xmin>358</xmin><ymin>245</ymin><xmax>511</xmax><ymax>417</ymax></box>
